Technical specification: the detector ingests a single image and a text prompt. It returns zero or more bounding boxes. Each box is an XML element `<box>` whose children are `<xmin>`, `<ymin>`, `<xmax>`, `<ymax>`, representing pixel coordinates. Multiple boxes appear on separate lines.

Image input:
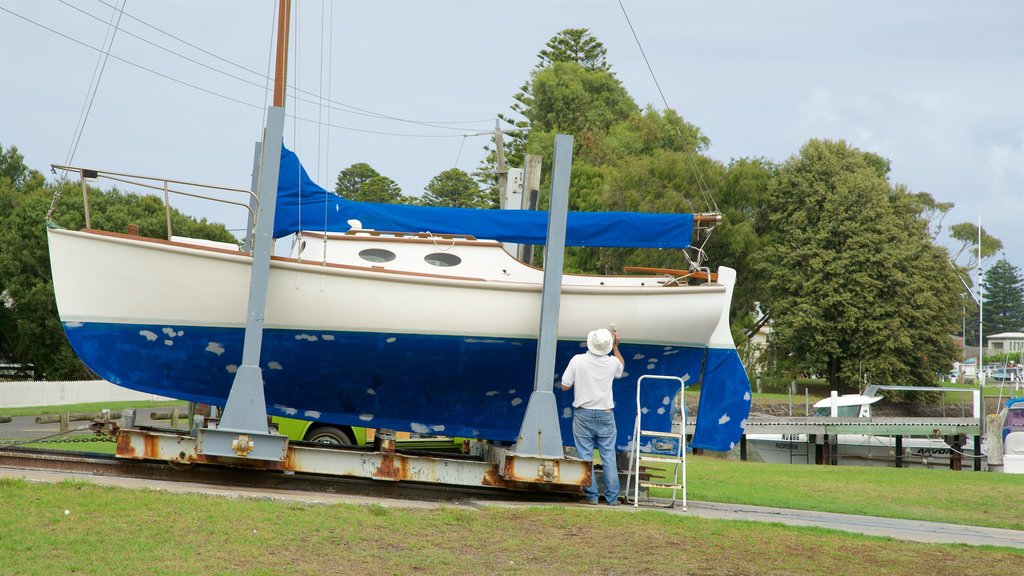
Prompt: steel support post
<box><xmin>895</xmin><ymin>435</ymin><xmax>903</xmax><ymax>468</ymax></box>
<box><xmin>198</xmin><ymin>106</ymin><xmax>289</xmax><ymax>461</ymax></box>
<box><xmin>513</xmin><ymin>134</ymin><xmax>572</xmax><ymax>459</ymax></box>
<box><xmin>973</xmin><ymin>435</ymin><xmax>982</xmax><ymax>471</ymax></box>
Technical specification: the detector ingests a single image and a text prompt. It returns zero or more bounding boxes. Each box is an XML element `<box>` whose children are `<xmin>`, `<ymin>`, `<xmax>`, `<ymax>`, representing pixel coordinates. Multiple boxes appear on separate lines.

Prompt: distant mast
<box><xmin>273</xmin><ymin>0</ymin><xmax>292</xmax><ymax>107</ymax></box>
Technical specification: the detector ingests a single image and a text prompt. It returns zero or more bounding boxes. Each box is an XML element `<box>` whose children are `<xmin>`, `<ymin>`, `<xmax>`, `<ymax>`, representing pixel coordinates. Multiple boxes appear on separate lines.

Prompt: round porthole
<box><xmin>359</xmin><ymin>248</ymin><xmax>396</xmax><ymax>263</ymax></box>
<box><xmin>424</xmin><ymin>252</ymin><xmax>461</xmax><ymax>267</ymax></box>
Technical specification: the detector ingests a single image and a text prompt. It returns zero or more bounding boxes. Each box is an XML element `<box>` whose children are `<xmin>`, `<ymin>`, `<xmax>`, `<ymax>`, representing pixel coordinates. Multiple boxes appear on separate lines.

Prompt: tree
<box><xmin>0</xmin><ymin>143</ymin><xmax>236</xmax><ymax>380</ymax></box>
<box><xmin>421</xmin><ymin>168</ymin><xmax>490</xmax><ymax>208</ymax></box>
<box><xmin>334</xmin><ymin>163</ymin><xmax>406</xmax><ymax>204</ymax></box>
<box><xmin>757</xmin><ymin>139</ymin><xmax>959</xmax><ymax>392</ymax></box>
<box><xmin>358</xmin><ymin>176</ymin><xmax>403</xmax><ymax>204</ymax></box>
<box><xmin>536</xmin><ymin>28</ymin><xmax>612</xmax><ymax>72</ymax></box>
<box><xmin>949</xmin><ymin>222</ymin><xmax>1002</xmax><ymax>270</ymax></box>
<box><xmin>335</xmin><ymin>163</ymin><xmax>379</xmax><ymax>198</ymax></box>
<box><xmin>489</xmin><ymin>28</ymin><xmax>625</xmax><ymax>178</ymax></box>
<box><xmin>983</xmin><ymin>259</ymin><xmax>1024</xmax><ymax>336</ymax></box>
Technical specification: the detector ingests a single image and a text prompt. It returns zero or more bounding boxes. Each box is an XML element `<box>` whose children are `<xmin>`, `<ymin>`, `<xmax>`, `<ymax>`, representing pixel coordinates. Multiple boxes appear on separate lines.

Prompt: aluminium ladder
<box><xmin>624</xmin><ymin>374</ymin><xmax>687</xmax><ymax>509</ymax></box>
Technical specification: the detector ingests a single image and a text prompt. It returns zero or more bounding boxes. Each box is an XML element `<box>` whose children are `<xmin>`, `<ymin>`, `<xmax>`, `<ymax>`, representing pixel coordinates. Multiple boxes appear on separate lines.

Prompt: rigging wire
<box><xmin>322</xmin><ymin>0</ymin><xmax>334</xmax><ymax>244</ymax></box>
<box><xmin>616</xmin><ymin>0</ymin><xmax>719</xmax><ymax>215</ymax></box>
<box><xmin>64</xmin><ymin>0</ymin><xmax>127</xmax><ymax>168</ymax></box>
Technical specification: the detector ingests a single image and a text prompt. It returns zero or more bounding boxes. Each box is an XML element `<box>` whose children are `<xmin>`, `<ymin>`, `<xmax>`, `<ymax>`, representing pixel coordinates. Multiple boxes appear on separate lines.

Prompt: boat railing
<box><xmin>50</xmin><ymin>164</ymin><xmax>257</xmax><ymax>250</ymax></box>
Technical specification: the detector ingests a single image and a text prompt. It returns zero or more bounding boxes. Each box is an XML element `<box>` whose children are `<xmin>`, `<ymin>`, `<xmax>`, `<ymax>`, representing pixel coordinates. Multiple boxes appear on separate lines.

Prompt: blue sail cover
<box><xmin>275</xmin><ymin>146</ymin><xmax>694</xmax><ymax>247</ymax></box>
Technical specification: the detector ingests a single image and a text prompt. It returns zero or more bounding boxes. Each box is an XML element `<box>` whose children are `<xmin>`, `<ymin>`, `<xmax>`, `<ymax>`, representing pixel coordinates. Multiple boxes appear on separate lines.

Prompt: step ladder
<box><xmin>623</xmin><ymin>374</ymin><xmax>686</xmax><ymax>509</ymax></box>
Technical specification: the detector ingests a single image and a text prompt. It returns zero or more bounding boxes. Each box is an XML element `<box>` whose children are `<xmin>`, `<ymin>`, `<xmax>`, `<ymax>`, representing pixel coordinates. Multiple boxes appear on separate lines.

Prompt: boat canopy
<box><xmin>275</xmin><ymin>146</ymin><xmax>695</xmax><ymax>248</ymax></box>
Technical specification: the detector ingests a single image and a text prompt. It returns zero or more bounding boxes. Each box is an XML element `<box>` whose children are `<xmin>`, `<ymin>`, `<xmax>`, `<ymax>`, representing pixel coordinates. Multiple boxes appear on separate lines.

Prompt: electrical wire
<box><xmin>1</xmin><ymin>6</ymin><xmax>263</xmax><ymax>111</ymax></box>
<box><xmin>15</xmin><ymin>2</ymin><xmax>492</xmax><ymax>132</ymax></box>
<box><xmin>4</xmin><ymin>5</ymin><xmax>489</xmax><ymax>141</ymax></box>
<box><xmin>84</xmin><ymin>0</ymin><xmax>494</xmax><ymax>130</ymax></box>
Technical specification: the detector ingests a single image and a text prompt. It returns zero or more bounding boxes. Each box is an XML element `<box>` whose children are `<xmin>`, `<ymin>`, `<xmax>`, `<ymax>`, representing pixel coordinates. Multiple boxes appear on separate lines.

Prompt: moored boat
<box><xmin>746</xmin><ymin>392</ymin><xmax>983</xmax><ymax>468</ymax></box>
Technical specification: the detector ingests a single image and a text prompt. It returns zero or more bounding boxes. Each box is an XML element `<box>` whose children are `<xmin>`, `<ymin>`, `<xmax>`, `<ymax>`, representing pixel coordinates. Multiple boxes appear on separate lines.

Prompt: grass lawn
<box><xmin>650</xmin><ymin>455</ymin><xmax>1024</xmax><ymax>531</ymax></box>
<box><xmin>0</xmin><ymin>400</ymin><xmax>186</xmax><ymax>418</ymax></box>
<box><xmin>0</xmin><ymin>478</ymin><xmax>1019</xmax><ymax>576</ymax></box>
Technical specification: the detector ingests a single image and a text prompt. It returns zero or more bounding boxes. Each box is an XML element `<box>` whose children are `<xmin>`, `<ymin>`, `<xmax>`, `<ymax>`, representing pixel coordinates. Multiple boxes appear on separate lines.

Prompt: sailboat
<box><xmin>44</xmin><ymin>2</ymin><xmax>751</xmax><ymax>454</ymax></box>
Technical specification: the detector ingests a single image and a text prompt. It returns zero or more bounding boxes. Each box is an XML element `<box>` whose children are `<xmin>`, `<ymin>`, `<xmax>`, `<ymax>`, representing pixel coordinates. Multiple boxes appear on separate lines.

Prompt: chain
<box><xmin>45</xmin><ymin>169</ymin><xmax>67</xmax><ymax>223</ymax></box>
<box><xmin>32</xmin><ymin>435</ymin><xmax>117</xmax><ymax>444</ymax></box>
<box><xmin>0</xmin><ymin>424</ymin><xmax>118</xmax><ymax>449</ymax></box>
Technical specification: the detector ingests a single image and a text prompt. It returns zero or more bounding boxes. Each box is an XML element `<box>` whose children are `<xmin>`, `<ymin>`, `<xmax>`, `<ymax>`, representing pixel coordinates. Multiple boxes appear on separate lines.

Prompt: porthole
<box><xmin>424</xmin><ymin>252</ymin><xmax>462</xmax><ymax>267</ymax></box>
<box><xmin>359</xmin><ymin>248</ymin><xmax>396</xmax><ymax>263</ymax></box>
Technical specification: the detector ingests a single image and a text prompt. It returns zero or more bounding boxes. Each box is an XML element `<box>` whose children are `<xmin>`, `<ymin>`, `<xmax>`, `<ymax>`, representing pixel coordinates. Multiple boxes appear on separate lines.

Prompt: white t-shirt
<box><xmin>561</xmin><ymin>352</ymin><xmax>624</xmax><ymax>410</ymax></box>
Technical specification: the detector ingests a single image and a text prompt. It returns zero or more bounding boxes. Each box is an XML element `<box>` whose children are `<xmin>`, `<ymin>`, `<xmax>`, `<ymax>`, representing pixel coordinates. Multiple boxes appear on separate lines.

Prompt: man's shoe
<box><xmin>580</xmin><ymin>498</ymin><xmax>598</xmax><ymax>505</ymax></box>
<box><xmin>606</xmin><ymin>499</ymin><xmax>620</xmax><ymax>506</ymax></box>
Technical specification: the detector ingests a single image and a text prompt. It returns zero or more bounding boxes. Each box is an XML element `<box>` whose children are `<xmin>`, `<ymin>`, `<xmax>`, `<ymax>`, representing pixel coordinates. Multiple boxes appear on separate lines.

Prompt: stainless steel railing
<box><xmin>50</xmin><ymin>164</ymin><xmax>257</xmax><ymax>250</ymax></box>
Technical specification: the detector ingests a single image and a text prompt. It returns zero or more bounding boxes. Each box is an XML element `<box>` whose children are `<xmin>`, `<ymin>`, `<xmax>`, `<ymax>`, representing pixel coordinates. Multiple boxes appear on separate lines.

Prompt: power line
<box><xmin>3</xmin><ymin>5</ymin><xmax>493</xmax><ymax>140</ymax></box>
<box><xmin>1</xmin><ymin>6</ymin><xmax>263</xmax><ymax>111</ymax></box>
<box><xmin>83</xmin><ymin>0</ymin><xmax>495</xmax><ymax>131</ymax></box>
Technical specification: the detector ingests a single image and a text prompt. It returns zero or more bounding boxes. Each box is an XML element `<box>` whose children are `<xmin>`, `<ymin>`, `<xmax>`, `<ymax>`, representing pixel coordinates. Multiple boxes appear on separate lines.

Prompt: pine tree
<box><xmin>983</xmin><ymin>258</ymin><xmax>1024</xmax><ymax>336</ymax></box>
<box><xmin>421</xmin><ymin>169</ymin><xmax>490</xmax><ymax>208</ymax></box>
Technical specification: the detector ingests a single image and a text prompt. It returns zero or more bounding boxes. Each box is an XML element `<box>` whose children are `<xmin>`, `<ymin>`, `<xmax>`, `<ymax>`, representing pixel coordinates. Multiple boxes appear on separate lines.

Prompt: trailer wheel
<box><xmin>306</xmin><ymin>426</ymin><xmax>354</xmax><ymax>446</ymax></box>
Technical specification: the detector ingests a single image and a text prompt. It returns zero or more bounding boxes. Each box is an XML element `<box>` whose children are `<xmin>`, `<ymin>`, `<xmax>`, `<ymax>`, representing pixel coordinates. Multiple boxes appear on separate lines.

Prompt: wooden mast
<box><xmin>272</xmin><ymin>0</ymin><xmax>292</xmax><ymax>107</ymax></box>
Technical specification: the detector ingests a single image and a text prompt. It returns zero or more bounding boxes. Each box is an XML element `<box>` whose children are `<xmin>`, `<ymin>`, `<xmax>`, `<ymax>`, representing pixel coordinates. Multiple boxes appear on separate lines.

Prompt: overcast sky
<box><xmin>2</xmin><ymin>0</ymin><xmax>1021</xmax><ymax>280</ymax></box>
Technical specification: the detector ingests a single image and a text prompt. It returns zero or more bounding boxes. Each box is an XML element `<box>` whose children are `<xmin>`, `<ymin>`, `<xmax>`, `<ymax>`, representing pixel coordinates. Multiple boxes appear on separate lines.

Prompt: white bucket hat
<box><xmin>587</xmin><ymin>328</ymin><xmax>613</xmax><ymax>356</ymax></box>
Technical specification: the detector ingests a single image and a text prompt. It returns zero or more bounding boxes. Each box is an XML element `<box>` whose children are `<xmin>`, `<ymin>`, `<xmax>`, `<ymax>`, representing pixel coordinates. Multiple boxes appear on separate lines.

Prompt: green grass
<box><xmin>0</xmin><ymin>478</ymin><xmax>1018</xmax><ymax>576</ymax></box>
<box><xmin>649</xmin><ymin>455</ymin><xmax>1024</xmax><ymax>531</ymax></box>
<box><xmin>0</xmin><ymin>399</ymin><xmax>186</xmax><ymax>418</ymax></box>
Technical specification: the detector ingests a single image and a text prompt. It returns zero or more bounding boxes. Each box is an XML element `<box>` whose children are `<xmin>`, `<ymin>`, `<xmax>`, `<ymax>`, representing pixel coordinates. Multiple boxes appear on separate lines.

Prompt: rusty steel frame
<box><xmin>115</xmin><ymin>427</ymin><xmax>591</xmax><ymax>492</ymax></box>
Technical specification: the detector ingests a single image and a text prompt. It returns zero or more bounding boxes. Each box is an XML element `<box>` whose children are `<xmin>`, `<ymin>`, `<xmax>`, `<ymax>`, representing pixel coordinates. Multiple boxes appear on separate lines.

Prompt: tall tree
<box><xmin>758</xmin><ymin>139</ymin><xmax>959</xmax><ymax>392</ymax></box>
<box><xmin>489</xmin><ymin>28</ymin><xmax>623</xmax><ymax>178</ymax></box>
<box><xmin>983</xmin><ymin>258</ymin><xmax>1024</xmax><ymax>336</ymax></box>
<box><xmin>536</xmin><ymin>28</ymin><xmax>612</xmax><ymax>72</ymax></box>
<box><xmin>0</xmin><ymin>144</ymin><xmax>235</xmax><ymax>379</ymax></box>
<box><xmin>421</xmin><ymin>168</ymin><xmax>490</xmax><ymax>208</ymax></box>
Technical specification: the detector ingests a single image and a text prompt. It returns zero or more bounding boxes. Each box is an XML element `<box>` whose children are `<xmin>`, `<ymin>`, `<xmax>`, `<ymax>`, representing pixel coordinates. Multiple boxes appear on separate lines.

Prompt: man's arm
<box><xmin>612</xmin><ymin>330</ymin><xmax>624</xmax><ymax>367</ymax></box>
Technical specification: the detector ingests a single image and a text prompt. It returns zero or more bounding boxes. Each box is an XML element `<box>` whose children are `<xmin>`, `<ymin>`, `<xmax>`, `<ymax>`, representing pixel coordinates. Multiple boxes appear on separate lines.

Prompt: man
<box><xmin>560</xmin><ymin>327</ymin><xmax>624</xmax><ymax>505</ymax></box>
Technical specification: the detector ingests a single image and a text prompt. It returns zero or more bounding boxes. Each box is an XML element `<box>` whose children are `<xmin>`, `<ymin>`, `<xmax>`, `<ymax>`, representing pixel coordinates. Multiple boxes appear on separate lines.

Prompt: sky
<box><xmin>1</xmin><ymin>0</ymin><xmax>1022</xmax><ymax>279</ymax></box>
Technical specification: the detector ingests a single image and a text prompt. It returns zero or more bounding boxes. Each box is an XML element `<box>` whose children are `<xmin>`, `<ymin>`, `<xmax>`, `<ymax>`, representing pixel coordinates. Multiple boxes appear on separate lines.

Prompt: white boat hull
<box><xmin>48</xmin><ymin>227</ymin><xmax>752</xmax><ymax>450</ymax></box>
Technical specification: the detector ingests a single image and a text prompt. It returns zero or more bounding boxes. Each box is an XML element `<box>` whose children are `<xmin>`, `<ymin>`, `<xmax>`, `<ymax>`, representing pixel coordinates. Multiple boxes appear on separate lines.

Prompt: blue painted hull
<box><xmin>63</xmin><ymin>321</ymin><xmax>749</xmax><ymax>450</ymax></box>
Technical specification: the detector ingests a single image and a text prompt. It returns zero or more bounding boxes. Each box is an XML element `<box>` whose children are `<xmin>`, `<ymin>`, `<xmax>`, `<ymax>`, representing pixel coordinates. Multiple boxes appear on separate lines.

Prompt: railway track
<box><xmin>0</xmin><ymin>446</ymin><xmax>581</xmax><ymax>505</ymax></box>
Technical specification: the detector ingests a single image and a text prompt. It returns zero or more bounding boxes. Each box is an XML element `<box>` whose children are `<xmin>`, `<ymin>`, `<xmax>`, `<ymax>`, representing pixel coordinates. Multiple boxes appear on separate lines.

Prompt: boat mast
<box><xmin>273</xmin><ymin>0</ymin><xmax>291</xmax><ymax>108</ymax></box>
<box><xmin>199</xmin><ymin>0</ymin><xmax>292</xmax><ymax>461</ymax></box>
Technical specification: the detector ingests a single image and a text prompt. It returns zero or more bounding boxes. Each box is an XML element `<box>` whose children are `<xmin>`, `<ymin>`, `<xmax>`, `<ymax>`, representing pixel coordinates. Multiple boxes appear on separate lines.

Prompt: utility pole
<box><xmin>494</xmin><ymin>120</ymin><xmax>508</xmax><ymax>209</ymax></box>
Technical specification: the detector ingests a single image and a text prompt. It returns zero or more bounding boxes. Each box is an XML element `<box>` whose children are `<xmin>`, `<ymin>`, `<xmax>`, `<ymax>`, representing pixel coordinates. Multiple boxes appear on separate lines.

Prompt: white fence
<box><xmin>0</xmin><ymin>380</ymin><xmax>173</xmax><ymax>408</ymax></box>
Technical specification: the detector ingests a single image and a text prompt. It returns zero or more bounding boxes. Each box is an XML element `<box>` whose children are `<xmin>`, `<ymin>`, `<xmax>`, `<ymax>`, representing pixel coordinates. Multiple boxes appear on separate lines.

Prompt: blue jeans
<box><xmin>573</xmin><ymin>408</ymin><xmax>619</xmax><ymax>503</ymax></box>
